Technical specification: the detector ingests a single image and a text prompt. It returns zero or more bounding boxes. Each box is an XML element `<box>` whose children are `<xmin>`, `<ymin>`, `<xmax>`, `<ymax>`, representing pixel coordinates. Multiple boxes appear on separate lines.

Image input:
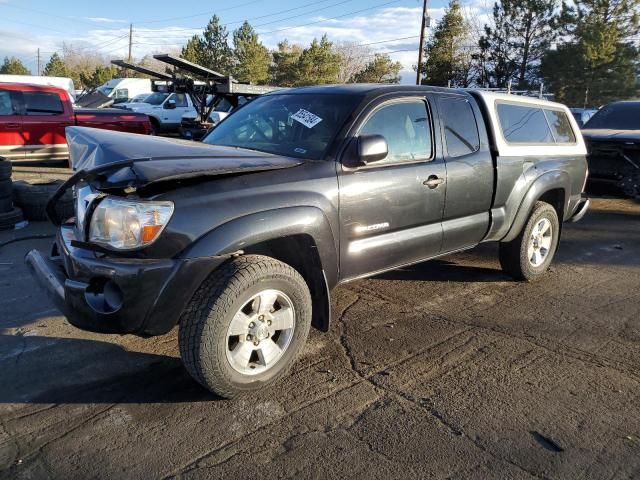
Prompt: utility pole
<box><xmin>416</xmin><ymin>0</ymin><xmax>429</xmax><ymax>85</ymax></box>
<box><xmin>37</xmin><ymin>48</ymin><xmax>40</xmax><ymax>76</ymax></box>
<box><xmin>128</xmin><ymin>23</ymin><xmax>133</xmax><ymax>63</ymax></box>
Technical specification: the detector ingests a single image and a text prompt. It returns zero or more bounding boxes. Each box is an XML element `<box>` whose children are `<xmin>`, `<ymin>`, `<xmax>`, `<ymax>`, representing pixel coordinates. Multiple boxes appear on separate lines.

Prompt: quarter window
<box><xmin>23</xmin><ymin>91</ymin><xmax>64</xmax><ymax>116</ymax></box>
<box><xmin>440</xmin><ymin>97</ymin><xmax>480</xmax><ymax>157</ymax></box>
<box><xmin>544</xmin><ymin>109</ymin><xmax>576</xmax><ymax>144</ymax></box>
<box><xmin>497</xmin><ymin>103</ymin><xmax>554</xmax><ymax>144</ymax></box>
<box><xmin>360</xmin><ymin>100</ymin><xmax>432</xmax><ymax>165</ymax></box>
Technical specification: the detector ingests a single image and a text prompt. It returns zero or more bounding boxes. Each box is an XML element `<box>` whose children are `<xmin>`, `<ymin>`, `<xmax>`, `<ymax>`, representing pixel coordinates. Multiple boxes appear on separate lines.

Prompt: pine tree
<box><xmin>199</xmin><ymin>15</ymin><xmax>233</xmax><ymax>74</ymax></box>
<box><xmin>421</xmin><ymin>0</ymin><xmax>473</xmax><ymax>87</ymax></box>
<box><xmin>295</xmin><ymin>35</ymin><xmax>341</xmax><ymax>86</ymax></box>
<box><xmin>43</xmin><ymin>53</ymin><xmax>69</xmax><ymax>77</ymax></box>
<box><xmin>353</xmin><ymin>54</ymin><xmax>402</xmax><ymax>84</ymax></box>
<box><xmin>181</xmin><ymin>35</ymin><xmax>205</xmax><ymax>65</ymax></box>
<box><xmin>481</xmin><ymin>0</ymin><xmax>558</xmax><ymax>88</ymax></box>
<box><xmin>80</xmin><ymin>65</ymin><xmax>118</xmax><ymax>89</ymax></box>
<box><xmin>0</xmin><ymin>56</ymin><xmax>31</xmax><ymax>75</ymax></box>
<box><xmin>270</xmin><ymin>40</ymin><xmax>303</xmax><ymax>87</ymax></box>
<box><xmin>232</xmin><ymin>21</ymin><xmax>270</xmax><ymax>84</ymax></box>
<box><xmin>541</xmin><ymin>0</ymin><xmax>640</xmax><ymax>105</ymax></box>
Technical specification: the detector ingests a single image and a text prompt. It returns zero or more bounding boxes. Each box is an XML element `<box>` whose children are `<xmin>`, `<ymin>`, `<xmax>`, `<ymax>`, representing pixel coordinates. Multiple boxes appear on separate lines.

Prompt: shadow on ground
<box><xmin>0</xmin><ymin>334</ymin><xmax>218</xmax><ymax>404</ymax></box>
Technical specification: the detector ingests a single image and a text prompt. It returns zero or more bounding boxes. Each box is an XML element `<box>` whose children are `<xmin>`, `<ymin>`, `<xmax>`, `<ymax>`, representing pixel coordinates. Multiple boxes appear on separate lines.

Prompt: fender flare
<box><xmin>502</xmin><ymin>170</ymin><xmax>570</xmax><ymax>242</ymax></box>
<box><xmin>182</xmin><ymin>206</ymin><xmax>339</xmax><ymax>332</ymax></box>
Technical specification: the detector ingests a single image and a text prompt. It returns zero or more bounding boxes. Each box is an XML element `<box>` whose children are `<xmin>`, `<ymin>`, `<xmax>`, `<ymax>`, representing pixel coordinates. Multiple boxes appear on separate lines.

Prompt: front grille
<box><xmin>587</xmin><ymin>141</ymin><xmax>640</xmax><ymax>180</ymax></box>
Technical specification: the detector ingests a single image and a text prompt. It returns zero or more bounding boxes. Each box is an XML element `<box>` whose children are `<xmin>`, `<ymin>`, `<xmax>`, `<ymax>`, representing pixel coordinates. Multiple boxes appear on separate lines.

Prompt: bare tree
<box><xmin>333</xmin><ymin>41</ymin><xmax>373</xmax><ymax>83</ymax></box>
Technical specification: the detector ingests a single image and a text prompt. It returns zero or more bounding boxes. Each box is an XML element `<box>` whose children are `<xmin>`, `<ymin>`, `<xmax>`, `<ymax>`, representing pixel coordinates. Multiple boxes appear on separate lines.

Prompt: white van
<box><xmin>0</xmin><ymin>75</ymin><xmax>76</xmax><ymax>102</ymax></box>
<box><xmin>96</xmin><ymin>78</ymin><xmax>152</xmax><ymax>104</ymax></box>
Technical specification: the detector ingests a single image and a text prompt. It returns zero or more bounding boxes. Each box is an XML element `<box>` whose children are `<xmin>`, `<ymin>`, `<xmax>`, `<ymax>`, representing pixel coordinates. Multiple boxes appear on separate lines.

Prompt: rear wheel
<box><xmin>149</xmin><ymin>119</ymin><xmax>159</xmax><ymax>136</ymax></box>
<box><xmin>499</xmin><ymin>201</ymin><xmax>560</xmax><ymax>281</ymax></box>
<box><xmin>179</xmin><ymin>255</ymin><xmax>312</xmax><ymax>398</ymax></box>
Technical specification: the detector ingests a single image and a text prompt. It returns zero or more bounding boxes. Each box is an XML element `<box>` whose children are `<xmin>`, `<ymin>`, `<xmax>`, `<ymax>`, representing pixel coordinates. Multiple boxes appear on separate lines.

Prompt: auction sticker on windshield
<box><xmin>291</xmin><ymin>109</ymin><xmax>323</xmax><ymax>128</ymax></box>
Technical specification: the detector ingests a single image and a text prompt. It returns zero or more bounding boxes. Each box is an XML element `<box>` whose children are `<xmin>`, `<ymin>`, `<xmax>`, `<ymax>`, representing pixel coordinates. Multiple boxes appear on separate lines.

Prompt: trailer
<box><xmin>111</xmin><ymin>55</ymin><xmax>280</xmax><ymax>139</ymax></box>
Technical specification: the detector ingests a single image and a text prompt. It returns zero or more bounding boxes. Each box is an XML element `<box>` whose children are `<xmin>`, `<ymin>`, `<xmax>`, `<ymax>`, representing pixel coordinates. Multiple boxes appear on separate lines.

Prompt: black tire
<box><xmin>149</xmin><ymin>118</ymin><xmax>159</xmax><ymax>136</ymax></box>
<box><xmin>0</xmin><ymin>206</ymin><xmax>24</xmax><ymax>230</ymax></box>
<box><xmin>12</xmin><ymin>180</ymin><xmax>74</xmax><ymax>222</ymax></box>
<box><xmin>0</xmin><ymin>159</ymin><xmax>11</xmax><ymax>180</ymax></box>
<box><xmin>179</xmin><ymin>255</ymin><xmax>312</xmax><ymax>398</ymax></box>
<box><xmin>0</xmin><ymin>192</ymin><xmax>12</xmax><ymax>213</ymax></box>
<box><xmin>0</xmin><ymin>178</ymin><xmax>11</xmax><ymax>196</ymax></box>
<box><xmin>499</xmin><ymin>201</ymin><xmax>560</xmax><ymax>281</ymax></box>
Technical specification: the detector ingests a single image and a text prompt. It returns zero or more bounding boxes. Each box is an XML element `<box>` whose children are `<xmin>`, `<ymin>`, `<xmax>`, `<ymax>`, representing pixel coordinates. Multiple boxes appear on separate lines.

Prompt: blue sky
<box><xmin>0</xmin><ymin>0</ymin><xmax>489</xmax><ymax>82</ymax></box>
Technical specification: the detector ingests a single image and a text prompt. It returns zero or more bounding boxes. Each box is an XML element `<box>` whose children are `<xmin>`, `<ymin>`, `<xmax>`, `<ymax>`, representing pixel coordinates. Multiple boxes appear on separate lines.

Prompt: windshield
<box><xmin>202</xmin><ymin>93</ymin><xmax>359</xmax><ymax>160</ymax></box>
<box><xmin>143</xmin><ymin>92</ymin><xmax>170</xmax><ymax>105</ymax></box>
<box><xmin>584</xmin><ymin>103</ymin><xmax>640</xmax><ymax>130</ymax></box>
<box><xmin>97</xmin><ymin>86</ymin><xmax>113</xmax><ymax>96</ymax></box>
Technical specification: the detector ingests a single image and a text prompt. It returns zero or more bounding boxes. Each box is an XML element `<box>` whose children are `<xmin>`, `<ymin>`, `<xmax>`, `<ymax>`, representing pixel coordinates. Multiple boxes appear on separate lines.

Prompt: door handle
<box><xmin>6</xmin><ymin>123</ymin><xmax>20</xmax><ymax>129</ymax></box>
<box><xmin>423</xmin><ymin>175</ymin><xmax>445</xmax><ymax>189</ymax></box>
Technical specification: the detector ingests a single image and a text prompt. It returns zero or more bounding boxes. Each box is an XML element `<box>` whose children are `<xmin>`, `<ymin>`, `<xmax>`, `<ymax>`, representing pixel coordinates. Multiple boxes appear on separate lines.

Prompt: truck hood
<box><xmin>66</xmin><ymin>126</ymin><xmax>302</xmax><ymax>189</ymax></box>
<box><xmin>582</xmin><ymin>129</ymin><xmax>640</xmax><ymax>143</ymax></box>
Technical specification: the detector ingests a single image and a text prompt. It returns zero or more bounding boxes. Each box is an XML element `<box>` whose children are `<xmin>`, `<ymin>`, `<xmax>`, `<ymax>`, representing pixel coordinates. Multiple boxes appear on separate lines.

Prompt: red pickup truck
<box><xmin>0</xmin><ymin>82</ymin><xmax>151</xmax><ymax>162</ymax></box>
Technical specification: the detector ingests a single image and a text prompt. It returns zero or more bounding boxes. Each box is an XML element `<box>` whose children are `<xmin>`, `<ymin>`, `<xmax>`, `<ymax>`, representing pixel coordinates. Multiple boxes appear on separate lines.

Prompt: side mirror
<box><xmin>164</xmin><ymin>100</ymin><xmax>177</xmax><ymax>110</ymax></box>
<box><xmin>357</xmin><ymin>134</ymin><xmax>388</xmax><ymax>164</ymax></box>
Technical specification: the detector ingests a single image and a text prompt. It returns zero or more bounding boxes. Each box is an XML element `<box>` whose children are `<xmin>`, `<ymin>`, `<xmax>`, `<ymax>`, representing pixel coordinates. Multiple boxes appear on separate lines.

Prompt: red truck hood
<box><xmin>66</xmin><ymin>126</ymin><xmax>302</xmax><ymax>189</ymax></box>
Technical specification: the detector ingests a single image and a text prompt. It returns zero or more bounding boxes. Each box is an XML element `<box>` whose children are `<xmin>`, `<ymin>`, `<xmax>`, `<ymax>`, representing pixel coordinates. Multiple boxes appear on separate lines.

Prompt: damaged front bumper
<box><xmin>26</xmin><ymin>225</ymin><xmax>227</xmax><ymax>336</ymax></box>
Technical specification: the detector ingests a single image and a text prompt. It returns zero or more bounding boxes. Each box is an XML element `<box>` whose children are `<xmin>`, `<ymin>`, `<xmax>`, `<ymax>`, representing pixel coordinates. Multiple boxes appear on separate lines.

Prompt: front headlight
<box><xmin>89</xmin><ymin>197</ymin><xmax>174</xmax><ymax>250</ymax></box>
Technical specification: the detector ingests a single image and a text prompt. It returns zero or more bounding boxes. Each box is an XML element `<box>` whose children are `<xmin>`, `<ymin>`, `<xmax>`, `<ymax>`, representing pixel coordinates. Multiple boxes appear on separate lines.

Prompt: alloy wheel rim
<box><xmin>225</xmin><ymin>289</ymin><xmax>295</xmax><ymax>375</ymax></box>
<box><xmin>527</xmin><ymin>218</ymin><xmax>553</xmax><ymax>267</ymax></box>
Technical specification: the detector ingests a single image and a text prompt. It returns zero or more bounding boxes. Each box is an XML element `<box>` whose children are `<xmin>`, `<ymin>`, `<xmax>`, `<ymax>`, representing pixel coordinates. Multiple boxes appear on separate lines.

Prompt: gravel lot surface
<box><xmin>1</xmin><ymin>198</ymin><xmax>639</xmax><ymax>480</ymax></box>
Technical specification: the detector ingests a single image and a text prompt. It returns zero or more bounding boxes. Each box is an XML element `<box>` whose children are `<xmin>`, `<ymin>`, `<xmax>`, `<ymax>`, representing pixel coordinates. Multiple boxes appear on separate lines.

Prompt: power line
<box><xmin>256</xmin><ymin>0</ymin><xmax>404</xmax><ymax>35</ymax></box>
<box><xmin>133</xmin><ymin>34</ymin><xmax>421</xmax><ymax>48</ymax></box>
<box><xmin>252</xmin><ymin>0</ymin><xmax>355</xmax><ymax>29</ymax></box>
<box><xmin>0</xmin><ymin>15</ymin><xmax>133</xmax><ymax>53</ymax></box>
<box><xmin>132</xmin><ymin>0</ymin><xmax>357</xmax><ymax>38</ymax></box>
<box><xmin>134</xmin><ymin>0</ymin><xmax>264</xmax><ymax>25</ymax></box>
<box><xmin>0</xmin><ymin>3</ymin><xmax>121</xmax><ymax>29</ymax></box>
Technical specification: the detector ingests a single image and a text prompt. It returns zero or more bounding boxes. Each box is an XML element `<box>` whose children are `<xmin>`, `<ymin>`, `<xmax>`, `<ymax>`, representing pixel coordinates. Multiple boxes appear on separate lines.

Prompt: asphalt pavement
<box><xmin>0</xmin><ymin>198</ymin><xmax>639</xmax><ymax>480</ymax></box>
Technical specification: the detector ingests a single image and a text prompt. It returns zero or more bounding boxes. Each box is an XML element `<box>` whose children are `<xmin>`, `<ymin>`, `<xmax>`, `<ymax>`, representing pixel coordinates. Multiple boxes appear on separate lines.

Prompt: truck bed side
<box><xmin>469</xmin><ymin>91</ymin><xmax>588</xmax><ymax>242</ymax></box>
<box><xmin>74</xmin><ymin>108</ymin><xmax>151</xmax><ymax>135</ymax></box>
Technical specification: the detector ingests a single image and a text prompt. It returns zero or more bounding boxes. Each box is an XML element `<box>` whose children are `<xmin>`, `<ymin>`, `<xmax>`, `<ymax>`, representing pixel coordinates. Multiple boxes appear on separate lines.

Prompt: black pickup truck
<box><xmin>582</xmin><ymin>101</ymin><xmax>640</xmax><ymax>198</ymax></box>
<box><xmin>27</xmin><ymin>85</ymin><xmax>590</xmax><ymax>398</ymax></box>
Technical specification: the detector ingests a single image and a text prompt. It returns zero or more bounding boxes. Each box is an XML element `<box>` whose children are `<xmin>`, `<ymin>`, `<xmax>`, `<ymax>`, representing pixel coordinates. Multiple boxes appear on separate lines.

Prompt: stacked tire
<box><xmin>13</xmin><ymin>180</ymin><xmax>74</xmax><ymax>222</ymax></box>
<box><xmin>0</xmin><ymin>158</ymin><xmax>24</xmax><ymax>231</ymax></box>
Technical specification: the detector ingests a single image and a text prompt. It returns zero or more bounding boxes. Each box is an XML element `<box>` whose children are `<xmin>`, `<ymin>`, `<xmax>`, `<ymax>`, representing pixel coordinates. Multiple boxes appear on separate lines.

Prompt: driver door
<box><xmin>338</xmin><ymin>96</ymin><xmax>447</xmax><ymax>280</ymax></box>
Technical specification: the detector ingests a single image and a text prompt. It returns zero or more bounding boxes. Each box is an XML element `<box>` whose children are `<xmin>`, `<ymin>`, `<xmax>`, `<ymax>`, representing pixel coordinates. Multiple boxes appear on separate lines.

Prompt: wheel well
<box><xmin>244</xmin><ymin>235</ymin><xmax>330</xmax><ymax>332</ymax></box>
<box><xmin>538</xmin><ymin>188</ymin><xmax>565</xmax><ymax>222</ymax></box>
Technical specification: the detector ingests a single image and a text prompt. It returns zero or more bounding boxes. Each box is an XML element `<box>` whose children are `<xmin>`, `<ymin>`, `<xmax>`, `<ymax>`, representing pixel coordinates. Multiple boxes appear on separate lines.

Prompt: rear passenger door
<box><xmin>338</xmin><ymin>95</ymin><xmax>447</xmax><ymax>280</ymax></box>
<box><xmin>437</xmin><ymin>94</ymin><xmax>493</xmax><ymax>252</ymax></box>
<box><xmin>0</xmin><ymin>88</ymin><xmax>25</xmax><ymax>161</ymax></box>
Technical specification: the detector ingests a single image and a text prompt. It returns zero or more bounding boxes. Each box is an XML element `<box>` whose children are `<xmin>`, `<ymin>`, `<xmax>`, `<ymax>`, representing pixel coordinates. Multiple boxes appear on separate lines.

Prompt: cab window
<box><xmin>23</xmin><ymin>91</ymin><xmax>64</xmax><ymax>116</ymax></box>
<box><xmin>440</xmin><ymin>96</ymin><xmax>480</xmax><ymax>157</ymax></box>
<box><xmin>359</xmin><ymin>100</ymin><xmax>432</xmax><ymax>165</ymax></box>
<box><xmin>0</xmin><ymin>90</ymin><xmax>16</xmax><ymax>115</ymax></box>
<box><xmin>172</xmin><ymin>94</ymin><xmax>188</xmax><ymax>107</ymax></box>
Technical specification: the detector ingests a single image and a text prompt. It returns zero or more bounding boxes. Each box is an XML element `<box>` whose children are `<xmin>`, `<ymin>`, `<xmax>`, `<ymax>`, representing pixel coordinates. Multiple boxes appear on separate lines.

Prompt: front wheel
<box><xmin>179</xmin><ymin>255</ymin><xmax>312</xmax><ymax>398</ymax></box>
<box><xmin>499</xmin><ymin>201</ymin><xmax>560</xmax><ymax>281</ymax></box>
